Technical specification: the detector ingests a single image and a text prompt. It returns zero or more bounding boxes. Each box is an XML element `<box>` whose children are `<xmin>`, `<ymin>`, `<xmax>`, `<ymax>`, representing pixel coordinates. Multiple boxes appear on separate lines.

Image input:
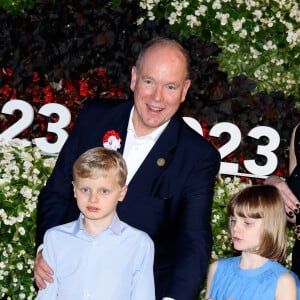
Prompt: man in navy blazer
<box><xmin>35</xmin><ymin>37</ymin><xmax>220</xmax><ymax>300</ymax></box>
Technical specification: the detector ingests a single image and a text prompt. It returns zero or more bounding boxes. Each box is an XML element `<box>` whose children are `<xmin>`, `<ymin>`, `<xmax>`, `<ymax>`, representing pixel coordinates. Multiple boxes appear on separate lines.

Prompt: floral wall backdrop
<box><xmin>1</xmin><ymin>0</ymin><xmax>299</xmax><ymax>99</ymax></box>
<box><xmin>137</xmin><ymin>0</ymin><xmax>300</xmax><ymax>98</ymax></box>
<box><xmin>0</xmin><ymin>1</ymin><xmax>299</xmax><ymax>299</ymax></box>
<box><xmin>0</xmin><ymin>140</ymin><xmax>56</xmax><ymax>299</ymax></box>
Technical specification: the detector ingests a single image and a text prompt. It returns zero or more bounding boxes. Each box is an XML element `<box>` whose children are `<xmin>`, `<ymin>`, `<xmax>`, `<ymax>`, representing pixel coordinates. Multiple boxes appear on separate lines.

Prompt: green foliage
<box><xmin>137</xmin><ymin>0</ymin><xmax>300</xmax><ymax>100</ymax></box>
<box><xmin>0</xmin><ymin>0</ymin><xmax>34</xmax><ymax>14</ymax></box>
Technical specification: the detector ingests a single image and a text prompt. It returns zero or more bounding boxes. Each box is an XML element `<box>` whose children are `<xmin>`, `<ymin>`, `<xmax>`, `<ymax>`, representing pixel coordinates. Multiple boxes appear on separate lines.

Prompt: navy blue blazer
<box><xmin>36</xmin><ymin>98</ymin><xmax>220</xmax><ymax>300</ymax></box>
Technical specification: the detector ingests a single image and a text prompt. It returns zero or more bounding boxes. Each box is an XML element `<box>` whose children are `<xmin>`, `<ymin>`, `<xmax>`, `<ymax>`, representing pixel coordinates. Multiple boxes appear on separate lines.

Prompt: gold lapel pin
<box><xmin>157</xmin><ymin>158</ymin><xmax>166</xmax><ymax>167</ymax></box>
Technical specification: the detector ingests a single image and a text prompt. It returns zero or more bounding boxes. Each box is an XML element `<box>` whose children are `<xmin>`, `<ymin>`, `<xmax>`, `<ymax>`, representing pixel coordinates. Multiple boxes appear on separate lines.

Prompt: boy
<box><xmin>36</xmin><ymin>147</ymin><xmax>155</xmax><ymax>299</ymax></box>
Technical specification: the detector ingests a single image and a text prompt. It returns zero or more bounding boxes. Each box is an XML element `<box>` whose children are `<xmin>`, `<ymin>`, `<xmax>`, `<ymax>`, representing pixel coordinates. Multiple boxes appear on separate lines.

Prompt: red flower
<box><xmin>103</xmin><ymin>130</ymin><xmax>121</xmax><ymax>151</ymax></box>
<box><xmin>33</xmin><ymin>72</ymin><xmax>40</xmax><ymax>83</ymax></box>
<box><xmin>97</xmin><ymin>67</ymin><xmax>106</xmax><ymax>77</ymax></box>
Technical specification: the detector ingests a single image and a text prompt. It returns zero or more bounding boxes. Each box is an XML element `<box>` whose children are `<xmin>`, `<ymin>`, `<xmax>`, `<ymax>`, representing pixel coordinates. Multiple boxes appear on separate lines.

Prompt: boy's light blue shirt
<box><xmin>36</xmin><ymin>213</ymin><xmax>155</xmax><ymax>300</ymax></box>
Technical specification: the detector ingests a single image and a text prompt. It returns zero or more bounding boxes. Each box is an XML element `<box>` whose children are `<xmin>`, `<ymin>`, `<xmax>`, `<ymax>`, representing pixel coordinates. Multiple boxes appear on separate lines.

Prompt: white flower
<box><xmin>215</xmin><ymin>12</ymin><xmax>230</xmax><ymax>25</ymax></box>
<box><xmin>212</xmin><ymin>0</ymin><xmax>221</xmax><ymax>10</ymax></box>
<box><xmin>250</xmin><ymin>46</ymin><xmax>262</xmax><ymax>58</ymax></box>
<box><xmin>33</xmin><ymin>168</ymin><xmax>40</xmax><ymax>175</ymax></box>
<box><xmin>136</xmin><ymin>17</ymin><xmax>145</xmax><ymax>25</ymax></box>
<box><xmin>168</xmin><ymin>12</ymin><xmax>178</xmax><ymax>25</ymax></box>
<box><xmin>239</xmin><ymin>29</ymin><xmax>248</xmax><ymax>39</ymax></box>
<box><xmin>20</xmin><ymin>186</ymin><xmax>32</xmax><ymax>199</ymax></box>
<box><xmin>147</xmin><ymin>10</ymin><xmax>155</xmax><ymax>21</ymax></box>
<box><xmin>252</xmin><ymin>9</ymin><xmax>262</xmax><ymax>20</ymax></box>
<box><xmin>286</xmin><ymin>28</ymin><xmax>300</xmax><ymax>47</ymax></box>
<box><xmin>24</xmin><ymin>160</ymin><xmax>33</xmax><ymax>170</ymax></box>
<box><xmin>195</xmin><ymin>5</ymin><xmax>207</xmax><ymax>16</ymax></box>
<box><xmin>254</xmin><ymin>25</ymin><xmax>260</xmax><ymax>32</ymax></box>
<box><xmin>232</xmin><ymin>17</ymin><xmax>245</xmax><ymax>32</ymax></box>
<box><xmin>18</xmin><ymin>227</ymin><xmax>26</xmax><ymax>235</ymax></box>
<box><xmin>263</xmin><ymin>40</ymin><xmax>277</xmax><ymax>50</ymax></box>
<box><xmin>16</xmin><ymin>263</ymin><xmax>23</xmax><ymax>271</ymax></box>
<box><xmin>290</xmin><ymin>3</ymin><xmax>300</xmax><ymax>22</ymax></box>
<box><xmin>226</xmin><ymin>44</ymin><xmax>240</xmax><ymax>53</ymax></box>
<box><xmin>186</xmin><ymin>15</ymin><xmax>200</xmax><ymax>27</ymax></box>
<box><xmin>103</xmin><ymin>136</ymin><xmax>121</xmax><ymax>151</ymax></box>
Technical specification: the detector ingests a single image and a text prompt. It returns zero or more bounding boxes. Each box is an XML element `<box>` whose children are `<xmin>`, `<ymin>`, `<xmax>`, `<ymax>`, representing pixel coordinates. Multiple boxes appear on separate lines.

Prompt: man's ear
<box><xmin>130</xmin><ymin>66</ymin><xmax>137</xmax><ymax>92</ymax></box>
<box><xmin>181</xmin><ymin>79</ymin><xmax>191</xmax><ymax>103</ymax></box>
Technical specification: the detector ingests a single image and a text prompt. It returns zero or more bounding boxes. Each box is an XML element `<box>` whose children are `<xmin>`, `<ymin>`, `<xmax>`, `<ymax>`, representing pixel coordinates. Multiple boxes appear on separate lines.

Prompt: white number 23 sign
<box><xmin>1</xmin><ymin>99</ymin><xmax>280</xmax><ymax>179</ymax></box>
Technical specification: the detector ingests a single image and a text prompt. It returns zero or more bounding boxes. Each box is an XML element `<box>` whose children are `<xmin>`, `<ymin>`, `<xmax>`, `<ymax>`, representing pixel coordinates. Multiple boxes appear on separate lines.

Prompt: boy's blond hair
<box><xmin>73</xmin><ymin>147</ymin><xmax>127</xmax><ymax>187</ymax></box>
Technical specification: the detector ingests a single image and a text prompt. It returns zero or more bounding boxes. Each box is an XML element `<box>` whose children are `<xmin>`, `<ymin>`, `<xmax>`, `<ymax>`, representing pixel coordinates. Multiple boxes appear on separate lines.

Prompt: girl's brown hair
<box><xmin>228</xmin><ymin>185</ymin><xmax>287</xmax><ymax>263</ymax></box>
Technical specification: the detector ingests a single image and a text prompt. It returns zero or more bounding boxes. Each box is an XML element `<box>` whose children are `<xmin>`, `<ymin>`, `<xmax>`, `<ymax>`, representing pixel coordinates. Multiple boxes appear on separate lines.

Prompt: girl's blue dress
<box><xmin>209</xmin><ymin>256</ymin><xmax>300</xmax><ymax>300</ymax></box>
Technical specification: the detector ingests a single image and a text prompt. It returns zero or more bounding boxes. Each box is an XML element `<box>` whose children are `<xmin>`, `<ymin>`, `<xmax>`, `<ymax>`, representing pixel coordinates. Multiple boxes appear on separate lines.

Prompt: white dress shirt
<box><xmin>123</xmin><ymin>108</ymin><xmax>169</xmax><ymax>184</ymax></box>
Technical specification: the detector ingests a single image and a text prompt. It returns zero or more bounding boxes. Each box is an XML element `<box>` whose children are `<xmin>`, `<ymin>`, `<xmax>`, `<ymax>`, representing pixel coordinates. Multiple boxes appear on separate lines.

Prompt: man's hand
<box><xmin>34</xmin><ymin>250</ymin><xmax>54</xmax><ymax>289</ymax></box>
<box><xmin>265</xmin><ymin>175</ymin><xmax>299</xmax><ymax>223</ymax></box>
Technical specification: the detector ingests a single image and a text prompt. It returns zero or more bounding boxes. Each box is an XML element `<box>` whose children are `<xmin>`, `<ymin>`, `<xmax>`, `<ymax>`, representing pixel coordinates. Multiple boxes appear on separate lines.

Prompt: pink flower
<box><xmin>103</xmin><ymin>130</ymin><xmax>121</xmax><ymax>151</ymax></box>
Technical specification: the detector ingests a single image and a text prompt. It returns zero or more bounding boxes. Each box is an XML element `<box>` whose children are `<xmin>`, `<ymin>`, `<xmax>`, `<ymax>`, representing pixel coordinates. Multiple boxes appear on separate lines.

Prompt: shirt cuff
<box><xmin>36</xmin><ymin>243</ymin><xmax>44</xmax><ymax>255</ymax></box>
<box><xmin>162</xmin><ymin>298</ymin><xmax>175</xmax><ymax>300</ymax></box>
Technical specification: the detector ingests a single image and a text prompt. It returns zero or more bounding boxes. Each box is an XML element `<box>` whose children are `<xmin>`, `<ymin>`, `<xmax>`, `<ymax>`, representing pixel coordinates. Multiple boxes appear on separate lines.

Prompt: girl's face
<box><xmin>229</xmin><ymin>214</ymin><xmax>263</xmax><ymax>252</ymax></box>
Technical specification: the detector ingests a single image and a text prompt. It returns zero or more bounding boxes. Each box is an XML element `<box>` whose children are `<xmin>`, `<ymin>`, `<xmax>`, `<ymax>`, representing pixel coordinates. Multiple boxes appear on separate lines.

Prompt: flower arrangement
<box><xmin>0</xmin><ymin>139</ymin><xmax>57</xmax><ymax>299</ymax></box>
<box><xmin>137</xmin><ymin>0</ymin><xmax>300</xmax><ymax>99</ymax></box>
<box><xmin>0</xmin><ymin>1</ymin><xmax>299</xmax><ymax>180</ymax></box>
<box><xmin>0</xmin><ymin>141</ymin><xmax>295</xmax><ymax>299</ymax></box>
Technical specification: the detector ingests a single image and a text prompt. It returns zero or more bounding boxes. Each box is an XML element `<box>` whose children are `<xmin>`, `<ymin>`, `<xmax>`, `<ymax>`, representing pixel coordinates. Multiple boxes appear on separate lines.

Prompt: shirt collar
<box><xmin>127</xmin><ymin>107</ymin><xmax>169</xmax><ymax>142</ymax></box>
<box><xmin>109</xmin><ymin>214</ymin><xmax>122</xmax><ymax>235</ymax></box>
<box><xmin>75</xmin><ymin>213</ymin><xmax>123</xmax><ymax>237</ymax></box>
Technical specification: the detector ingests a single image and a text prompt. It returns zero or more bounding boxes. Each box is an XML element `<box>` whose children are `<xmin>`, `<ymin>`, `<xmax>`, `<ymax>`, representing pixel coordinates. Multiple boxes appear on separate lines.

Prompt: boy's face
<box><xmin>73</xmin><ymin>169</ymin><xmax>127</xmax><ymax>228</ymax></box>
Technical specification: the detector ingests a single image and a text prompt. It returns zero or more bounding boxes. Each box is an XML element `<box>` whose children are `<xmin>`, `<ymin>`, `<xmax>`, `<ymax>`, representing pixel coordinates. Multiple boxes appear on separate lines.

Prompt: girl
<box><xmin>205</xmin><ymin>185</ymin><xmax>300</xmax><ymax>300</ymax></box>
